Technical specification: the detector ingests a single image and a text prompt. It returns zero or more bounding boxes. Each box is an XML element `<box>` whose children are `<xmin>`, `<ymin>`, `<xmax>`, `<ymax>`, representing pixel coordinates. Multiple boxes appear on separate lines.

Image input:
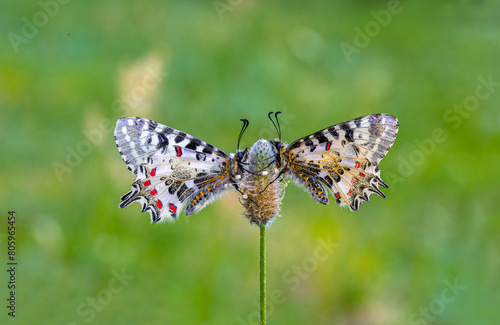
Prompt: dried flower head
<box><xmin>240</xmin><ymin>140</ymin><xmax>288</xmax><ymax>226</ymax></box>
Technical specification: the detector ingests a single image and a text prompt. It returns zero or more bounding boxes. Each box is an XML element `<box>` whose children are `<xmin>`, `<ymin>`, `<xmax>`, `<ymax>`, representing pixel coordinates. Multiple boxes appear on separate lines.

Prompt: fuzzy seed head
<box><xmin>240</xmin><ymin>140</ymin><xmax>287</xmax><ymax>226</ymax></box>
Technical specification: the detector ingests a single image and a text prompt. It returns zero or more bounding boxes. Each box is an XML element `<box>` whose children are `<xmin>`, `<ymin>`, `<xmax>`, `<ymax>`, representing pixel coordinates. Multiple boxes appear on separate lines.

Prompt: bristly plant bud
<box><xmin>240</xmin><ymin>140</ymin><xmax>287</xmax><ymax>226</ymax></box>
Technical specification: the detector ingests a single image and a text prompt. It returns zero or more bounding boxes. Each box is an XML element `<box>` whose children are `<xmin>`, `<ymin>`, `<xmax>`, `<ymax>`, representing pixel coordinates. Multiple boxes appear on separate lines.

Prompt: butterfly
<box><xmin>268</xmin><ymin>112</ymin><xmax>399</xmax><ymax>210</ymax></box>
<box><xmin>114</xmin><ymin>117</ymin><xmax>250</xmax><ymax>222</ymax></box>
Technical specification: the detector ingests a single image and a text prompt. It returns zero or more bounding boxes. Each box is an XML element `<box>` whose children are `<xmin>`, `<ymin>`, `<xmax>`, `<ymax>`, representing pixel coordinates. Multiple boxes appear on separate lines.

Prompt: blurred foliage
<box><xmin>1</xmin><ymin>0</ymin><xmax>500</xmax><ymax>324</ymax></box>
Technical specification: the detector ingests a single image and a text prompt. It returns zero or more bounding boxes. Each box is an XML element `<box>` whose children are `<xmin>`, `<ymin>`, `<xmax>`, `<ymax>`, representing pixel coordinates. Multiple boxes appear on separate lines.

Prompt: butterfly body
<box><xmin>271</xmin><ymin>113</ymin><xmax>399</xmax><ymax>211</ymax></box>
<box><xmin>114</xmin><ymin>117</ymin><xmax>245</xmax><ymax>222</ymax></box>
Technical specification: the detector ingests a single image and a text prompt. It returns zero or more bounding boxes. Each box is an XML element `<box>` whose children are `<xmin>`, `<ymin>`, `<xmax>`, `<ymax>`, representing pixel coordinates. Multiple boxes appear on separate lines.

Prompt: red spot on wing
<box><xmin>156</xmin><ymin>200</ymin><xmax>163</xmax><ymax>209</ymax></box>
<box><xmin>359</xmin><ymin>172</ymin><xmax>365</xmax><ymax>177</ymax></box>
<box><xmin>334</xmin><ymin>193</ymin><xmax>340</xmax><ymax>199</ymax></box>
<box><xmin>169</xmin><ymin>204</ymin><xmax>177</xmax><ymax>213</ymax></box>
<box><xmin>175</xmin><ymin>145</ymin><xmax>182</xmax><ymax>157</ymax></box>
<box><xmin>348</xmin><ymin>189</ymin><xmax>353</xmax><ymax>196</ymax></box>
<box><xmin>150</xmin><ymin>188</ymin><xmax>157</xmax><ymax>196</ymax></box>
<box><xmin>144</xmin><ymin>180</ymin><xmax>151</xmax><ymax>187</ymax></box>
<box><xmin>352</xmin><ymin>179</ymin><xmax>357</xmax><ymax>184</ymax></box>
<box><xmin>326</xmin><ymin>142</ymin><xmax>331</xmax><ymax>151</ymax></box>
<box><xmin>356</xmin><ymin>161</ymin><xmax>361</xmax><ymax>169</ymax></box>
<box><xmin>150</xmin><ymin>168</ymin><xmax>156</xmax><ymax>177</ymax></box>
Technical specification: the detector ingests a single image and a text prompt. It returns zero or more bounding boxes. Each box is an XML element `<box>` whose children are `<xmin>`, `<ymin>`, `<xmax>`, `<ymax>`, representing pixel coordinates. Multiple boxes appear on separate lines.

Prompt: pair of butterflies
<box><xmin>114</xmin><ymin>113</ymin><xmax>399</xmax><ymax>223</ymax></box>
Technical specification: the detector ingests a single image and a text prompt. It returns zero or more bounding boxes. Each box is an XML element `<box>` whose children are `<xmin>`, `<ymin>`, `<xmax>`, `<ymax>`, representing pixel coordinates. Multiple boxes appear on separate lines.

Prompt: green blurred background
<box><xmin>1</xmin><ymin>1</ymin><xmax>499</xmax><ymax>324</ymax></box>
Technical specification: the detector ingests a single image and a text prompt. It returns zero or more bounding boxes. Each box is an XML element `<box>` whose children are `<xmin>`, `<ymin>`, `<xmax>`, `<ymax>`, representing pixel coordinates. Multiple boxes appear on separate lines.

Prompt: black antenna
<box><xmin>274</xmin><ymin>111</ymin><xmax>282</xmax><ymax>140</ymax></box>
<box><xmin>268</xmin><ymin>111</ymin><xmax>282</xmax><ymax>141</ymax></box>
<box><xmin>267</xmin><ymin>111</ymin><xmax>280</xmax><ymax>141</ymax></box>
<box><xmin>236</xmin><ymin>118</ymin><xmax>257</xmax><ymax>176</ymax></box>
<box><xmin>237</xmin><ymin>119</ymin><xmax>249</xmax><ymax>151</ymax></box>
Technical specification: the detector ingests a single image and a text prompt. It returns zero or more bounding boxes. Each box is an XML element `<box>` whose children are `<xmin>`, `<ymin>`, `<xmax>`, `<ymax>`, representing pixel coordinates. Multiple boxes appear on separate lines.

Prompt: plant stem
<box><xmin>260</xmin><ymin>224</ymin><xmax>267</xmax><ymax>325</ymax></box>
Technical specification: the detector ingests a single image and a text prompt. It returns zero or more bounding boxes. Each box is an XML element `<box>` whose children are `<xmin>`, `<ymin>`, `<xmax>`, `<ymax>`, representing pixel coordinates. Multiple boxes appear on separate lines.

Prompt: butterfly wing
<box><xmin>114</xmin><ymin>117</ymin><xmax>234</xmax><ymax>222</ymax></box>
<box><xmin>284</xmin><ymin>113</ymin><xmax>399</xmax><ymax>210</ymax></box>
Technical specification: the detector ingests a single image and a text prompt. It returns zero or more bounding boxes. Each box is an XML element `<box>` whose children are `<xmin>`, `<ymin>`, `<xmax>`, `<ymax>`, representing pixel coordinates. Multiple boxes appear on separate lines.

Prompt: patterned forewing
<box><xmin>115</xmin><ymin>117</ymin><xmax>229</xmax><ymax>173</ymax></box>
<box><xmin>285</xmin><ymin>114</ymin><xmax>398</xmax><ymax>210</ymax></box>
<box><xmin>114</xmin><ymin>117</ymin><xmax>232</xmax><ymax>222</ymax></box>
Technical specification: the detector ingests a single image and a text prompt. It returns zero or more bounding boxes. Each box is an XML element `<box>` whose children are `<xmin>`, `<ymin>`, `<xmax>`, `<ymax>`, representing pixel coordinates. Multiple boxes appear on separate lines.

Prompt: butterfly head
<box><xmin>228</xmin><ymin>118</ymin><xmax>252</xmax><ymax>181</ymax></box>
<box><xmin>236</xmin><ymin>148</ymin><xmax>248</xmax><ymax>163</ymax></box>
<box><xmin>267</xmin><ymin>111</ymin><xmax>288</xmax><ymax>170</ymax></box>
<box><xmin>268</xmin><ymin>139</ymin><xmax>286</xmax><ymax>170</ymax></box>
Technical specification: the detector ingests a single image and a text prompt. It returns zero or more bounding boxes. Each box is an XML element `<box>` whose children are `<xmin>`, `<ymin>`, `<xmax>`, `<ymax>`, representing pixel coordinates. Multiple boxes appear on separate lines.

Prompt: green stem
<box><xmin>260</xmin><ymin>224</ymin><xmax>267</xmax><ymax>325</ymax></box>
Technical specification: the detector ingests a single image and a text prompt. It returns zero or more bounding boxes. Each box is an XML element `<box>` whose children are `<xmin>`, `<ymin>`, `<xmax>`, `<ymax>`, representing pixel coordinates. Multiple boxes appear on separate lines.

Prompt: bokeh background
<box><xmin>1</xmin><ymin>1</ymin><xmax>499</xmax><ymax>324</ymax></box>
